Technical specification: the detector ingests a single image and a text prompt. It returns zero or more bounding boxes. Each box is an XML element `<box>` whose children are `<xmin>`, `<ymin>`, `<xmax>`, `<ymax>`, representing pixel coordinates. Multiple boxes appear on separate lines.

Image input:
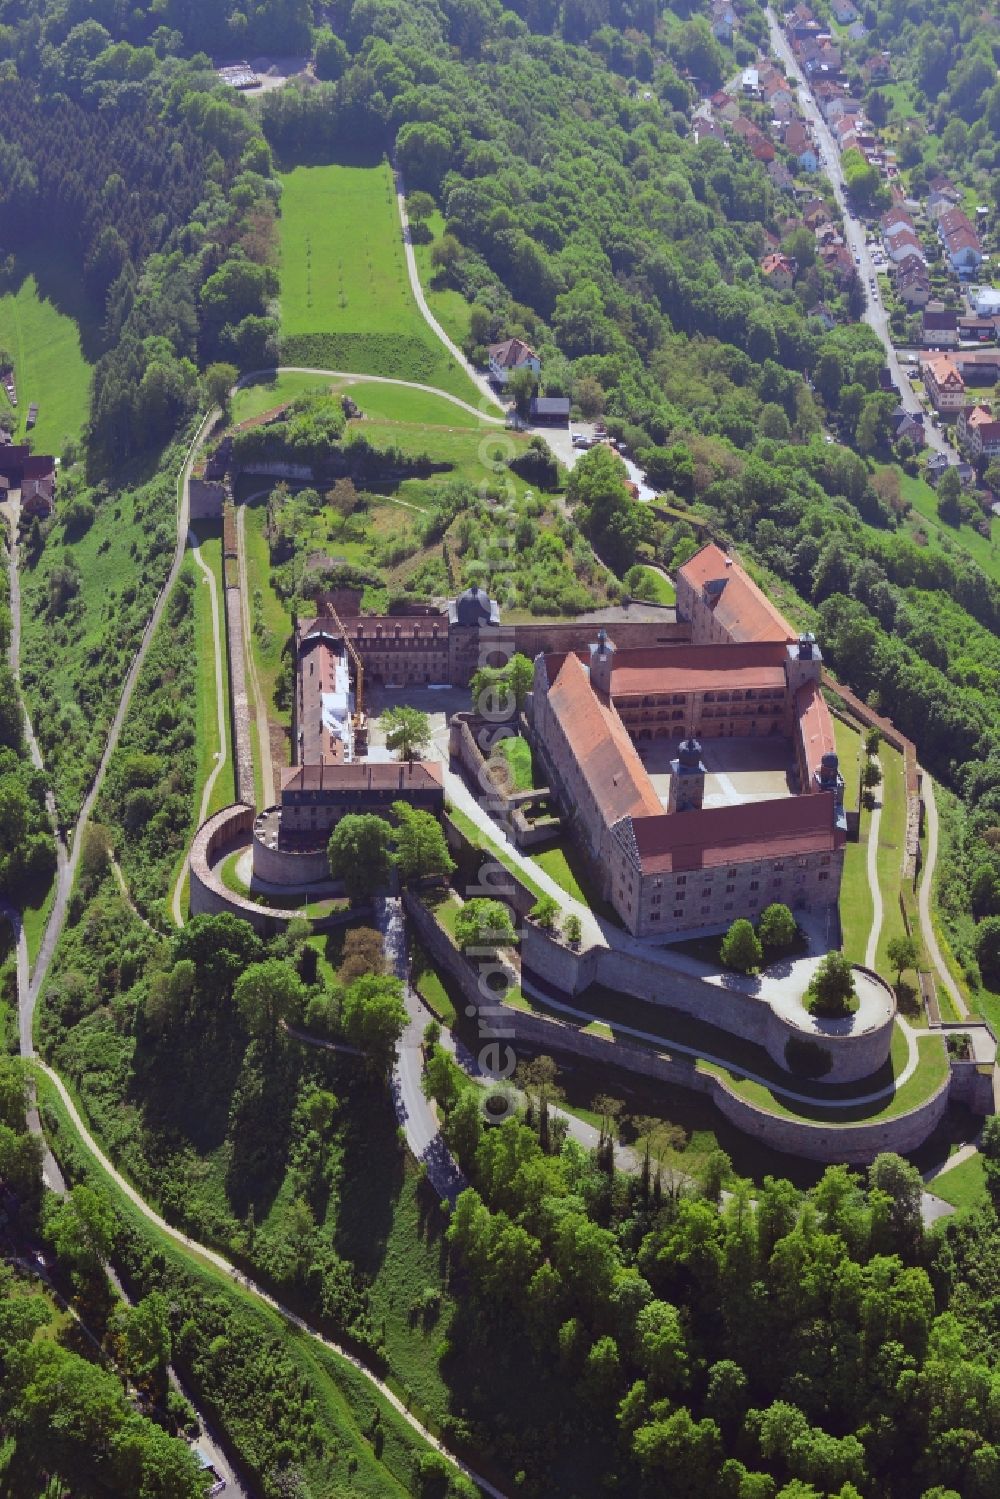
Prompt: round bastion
<box><xmin>252</xmin><ymin>805</ymin><xmax>331</xmax><ymax>885</ymax></box>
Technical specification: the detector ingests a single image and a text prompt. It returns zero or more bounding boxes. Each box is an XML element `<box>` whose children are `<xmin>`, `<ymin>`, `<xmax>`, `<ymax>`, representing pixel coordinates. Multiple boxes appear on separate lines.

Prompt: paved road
<box><xmin>764</xmin><ymin>8</ymin><xmax>950</xmax><ymax>460</ymax></box>
<box><xmin>917</xmin><ymin>772</ymin><xmax>968</xmax><ymax>1019</ymax></box>
<box><xmin>37</xmin><ymin>1060</ymin><xmax>507</xmax><ymax>1499</ymax></box>
<box><xmin>378</xmin><ymin>896</ymin><xmax>468</xmax><ymax>1202</ymax></box>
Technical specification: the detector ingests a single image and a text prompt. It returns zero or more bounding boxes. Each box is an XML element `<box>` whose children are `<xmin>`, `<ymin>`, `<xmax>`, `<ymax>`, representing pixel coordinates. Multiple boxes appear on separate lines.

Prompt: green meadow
<box><xmin>0</xmin><ymin>248</ymin><xmax>92</xmax><ymax>457</ymax></box>
<box><xmin>277</xmin><ymin>163</ymin><xmax>482</xmax><ymax>405</ymax></box>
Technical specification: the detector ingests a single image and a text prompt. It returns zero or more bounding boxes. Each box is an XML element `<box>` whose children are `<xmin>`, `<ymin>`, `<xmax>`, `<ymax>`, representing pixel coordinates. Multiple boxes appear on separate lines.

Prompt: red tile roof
<box><xmin>545</xmin><ymin>653</ymin><xmax>662</xmax><ymax>826</ymax></box>
<box><xmin>795</xmin><ymin>679</ymin><xmax>835</xmax><ymax>783</ymax></box>
<box><xmin>677</xmin><ymin>543</ymin><xmax>797</xmax><ymax>644</ymax></box>
<box><xmin>633</xmin><ymin>792</ymin><xmax>841</xmax><ymax>874</ymax></box>
<box><xmin>611</xmin><ymin>642</ymin><xmax>788</xmax><ymax>697</ymax></box>
<box><xmin>281</xmin><ymin>762</ymin><xmax>443</xmax><ymax>793</ymax></box>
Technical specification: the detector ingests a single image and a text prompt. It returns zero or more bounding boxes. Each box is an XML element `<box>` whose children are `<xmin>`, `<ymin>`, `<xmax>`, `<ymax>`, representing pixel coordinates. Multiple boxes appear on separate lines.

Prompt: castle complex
<box><xmin>254</xmin><ymin>543</ymin><xmax>846</xmax><ymax>943</ymax></box>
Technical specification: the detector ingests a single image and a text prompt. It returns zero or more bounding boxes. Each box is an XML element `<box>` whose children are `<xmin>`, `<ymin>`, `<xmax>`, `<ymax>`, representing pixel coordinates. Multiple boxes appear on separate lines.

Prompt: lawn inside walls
<box><xmin>277</xmin><ymin>163</ymin><xmax>483</xmax><ymax>405</ymax></box>
<box><xmin>930</xmin><ymin>1152</ymin><xmax>988</xmax><ymax>1212</ymax></box>
<box><xmin>191</xmin><ymin>528</ymin><xmax>235</xmax><ymax>819</ymax></box>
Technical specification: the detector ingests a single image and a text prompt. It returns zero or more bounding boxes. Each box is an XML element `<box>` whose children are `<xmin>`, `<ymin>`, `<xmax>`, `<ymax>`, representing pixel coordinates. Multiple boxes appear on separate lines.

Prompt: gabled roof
<box><xmin>544</xmin><ymin>652</ymin><xmax>662</xmax><ymax>827</ymax></box>
<box><xmin>488</xmin><ymin>337</ymin><xmax>537</xmax><ymax>368</ymax></box>
<box><xmin>631</xmin><ymin>792</ymin><xmax>840</xmax><ymax>875</ymax></box>
<box><xmin>677</xmin><ymin>543</ymin><xmax>797</xmax><ymax>643</ymax></box>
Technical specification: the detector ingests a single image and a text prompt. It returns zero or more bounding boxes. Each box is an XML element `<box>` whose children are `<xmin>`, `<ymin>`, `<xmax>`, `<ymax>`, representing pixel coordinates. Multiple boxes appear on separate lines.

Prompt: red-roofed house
<box><xmin>488</xmin><ymin>337</ymin><xmax>540</xmax><ymax>387</ymax></box>
<box><xmin>675</xmin><ymin>542</ymin><xmax>797</xmax><ymax>645</ymax></box>
<box><xmin>761</xmin><ymin>252</ymin><xmax>796</xmax><ymax>290</ymax></box>
<box><xmin>922</xmin><ymin>354</ymin><xmax>966</xmax><ymax>413</ymax></box>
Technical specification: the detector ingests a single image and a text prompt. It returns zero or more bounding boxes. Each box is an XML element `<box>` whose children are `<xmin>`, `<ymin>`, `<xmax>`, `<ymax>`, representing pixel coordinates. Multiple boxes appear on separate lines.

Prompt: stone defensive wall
<box><xmin>448</xmin><ymin>714</ymin><xmax>559</xmax><ymax>850</ymax></box>
<box><xmin>191</xmin><ymin>804</ymin><xmax>355</xmax><ymax>936</ymax></box>
<box><xmin>511</xmin><ymin>615</ymin><xmax>689</xmax><ymax>657</ymax></box>
<box><xmin>823</xmin><ymin>672</ymin><xmax>921</xmax><ymax>883</ymax></box>
<box><xmin>520</xmin><ymin>922</ymin><xmax>894</xmax><ymax>1086</ymax></box>
<box><xmin>403</xmin><ymin>894</ymin><xmax>950</xmax><ymax>1164</ymax></box>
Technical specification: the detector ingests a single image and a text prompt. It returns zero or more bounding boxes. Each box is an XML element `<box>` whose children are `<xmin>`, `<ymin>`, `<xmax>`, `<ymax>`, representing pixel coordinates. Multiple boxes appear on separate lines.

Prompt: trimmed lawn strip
<box><xmin>497</xmin><ymin>735</ymin><xmax>535</xmax><ymax>792</ymax></box>
<box><xmin>840</xmin><ymin>802</ymin><xmax>872</xmax><ymax>966</ymax></box>
<box><xmin>243</xmin><ymin>502</ymin><xmax>293</xmax><ymax>742</ymax></box>
<box><xmin>874</xmin><ymin>741</ymin><xmax>908</xmax><ymax>977</ymax></box>
<box><xmin>831</xmin><ymin>713</ymin><xmax>863</xmax><ymax>813</ymax></box>
<box><xmin>410</xmin><ymin>938</ymin><xmax>459</xmax><ymax>1027</ymax></box>
<box><xmin>634</xmin><ymin>567</ymin><xmax>676</xmax><ymax>605</ymax></box>
<box><xmin>347</xmin><ymin>380</ymin><xmax>484</xmax><ymax>428</ymax></box>
<box><xmin>34</xmin><ymin>1072</ymin><xmax>437</xmax><ymax>1498</ymax></box>
<box><xmin>528</xmin><ymin>838</ymin><xmax>621</xmax><ymax>925</ymax></box>
<box><xmin>190</xmin><ymin>529</ymin><xmax>235</xmax><ymax>818</ymax></box>
<box><xmin>444</xmin><ymin>803</ymin><xmax>547</xmax><ymax>902</ymax></box>
<box><xmin>930</xmin><ymin>1152</ymin><xmax>987</xmax><ymax>1212</ymax></box>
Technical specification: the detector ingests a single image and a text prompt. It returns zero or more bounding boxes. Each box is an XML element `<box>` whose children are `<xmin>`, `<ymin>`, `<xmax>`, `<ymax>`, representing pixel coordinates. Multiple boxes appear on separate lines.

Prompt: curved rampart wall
<box><xmin>402</xmin><ymin>894</ymin><xmax>941</xmax><ymax>1163</ymax></box>
<box><xmin>190</xmin><ymin>804</ymin><xmax>353</xmax><ymax>935</ymax></box>
<box><xmin>521</xmin><ymin>924</ymin><xmax>893</xmax><ymax>1085</ymax></box>
<box><xmin>252</xmin><ymin>812</ymin><xmax>331</xmax><ymax>885</ymax></box>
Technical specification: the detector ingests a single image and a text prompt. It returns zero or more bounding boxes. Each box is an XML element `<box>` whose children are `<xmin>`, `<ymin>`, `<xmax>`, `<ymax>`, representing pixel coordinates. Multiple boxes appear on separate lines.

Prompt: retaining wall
<box><xmin>448</xmin><ymin>714</ymin><xmax>560</xmax><ymax>850</ymax></box>
<box><xmin>224</xmin><ymin>582</ymin><xmax>255</xmax><ymax>807</ymax></box>
<box><xmin>404</xmin><ymin>893</ymin><xmax>949</xmax><ymax>1163</ymax></box>
<box><xmin>191</xmin><ymin>804</ymin><xmax>354</xmax><ymax>935</ymax></box>
<box><xmin>521</xmin><ymin>923</ymin><xmax>894</xmax><ymax>1085</ymax></box>
<box><xmin>252</xmin><ymin>816</ymin><xmax>332</xmax><ymax>886</ymax></box>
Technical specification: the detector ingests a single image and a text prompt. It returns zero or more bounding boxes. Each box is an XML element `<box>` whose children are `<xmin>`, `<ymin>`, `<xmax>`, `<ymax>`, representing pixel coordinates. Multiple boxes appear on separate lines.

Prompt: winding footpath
<box><xmin>37</xmin><ymin>1059</ymin><xmax>507</xmax><ymax>1499</ymax></box>
<box><xmin>391</xmin><ymin>162</ymin><xmax>505</xmax><ymax>417</ymax></box>
<box><xmin>238</xmin><ymin>365</ymin><xmax>505</xmax><ymax>426</ymax></box>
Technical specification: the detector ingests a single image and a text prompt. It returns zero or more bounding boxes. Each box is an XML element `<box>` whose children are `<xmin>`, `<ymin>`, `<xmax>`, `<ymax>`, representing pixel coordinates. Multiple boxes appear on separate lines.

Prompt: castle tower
<box><xmin>668</xmin><ymin>737</ymin><xmax>706</xmax><ymax>814</ymax></box>
<box><xmin>588</xmin><ymin>628</ymin><xmax>616</xmax><ymax>701</ymax></box>
<box><xmin>785</xmin><ymin>632</ymin><xmax>823</xmax><ymax>693</ymax></box>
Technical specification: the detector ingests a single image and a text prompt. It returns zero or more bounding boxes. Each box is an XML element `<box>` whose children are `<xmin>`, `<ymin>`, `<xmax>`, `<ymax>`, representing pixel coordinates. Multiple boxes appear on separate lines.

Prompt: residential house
<box><xmin>885</xmin><ymin>228</ymin><xmax>925</xmax><ymax>266</ymax></box>
<box><xmin>897</xmin><ymin>256</ymin><xmax>931</xmax><ymax>308</ymax></box>
<box><xmin>782</xmin><ymin>119</ymin><xmax>818</xmax><ymax>169</ymax></box>
<box><xmin>730</xmin><ymin>115</ymin><xmax>774</xmax><ymax>162</ymax></box>
<box><xmin>829</xmin><ymin>0</ymin><xmax>858</xmax><ymax>21</ymax></box>
<box><xmin>971</xmin><ymin>286</ymin><xmax>1000</xmax><ymax>318</ymax></box>
<box><xmin>488</xmin><ymin>337</ymin><xmax>540</xmax><ymax>387</ymax></box>
<box><xmin>938</xmin><ymin>208</ymin><xmax>983</xmax><ymax>276</ymax></box>
<box><xmin>741</xmin><ymin>66</ymin><xmax>760</xmax><ymax>97</ymax></box>
<box><xmin>924</xmin><ymin>451</ymin><xmax>950</xmax><ymax>484</ymax></box>
<box><xmin>861</xmin><ymin>54</ymin><xmax>891</xmax><ymax>84</ymax></box>
<box><xmin>763</xmin><ymin>75</ymin><xmax>794</xmax><ymax>112</ymax></box>
<box><xmin>693</xmin><ymin>117</ymin><xmax>726</xmax><ymax>144</ymax></box>
<box><xmin>847</xmin><ymin>19</ymin><xmax>867</xmax><ymax>40</ymax></box>
<box><xmin>761</xmin><ymin>253</ymin><xmax>796</xmax><ymax>290</ymax></box>
<box><xmin>929</xmin><ymin>175</ymin><xmax>961</xmax><ymax>205</ymax></box>
<box><xmin>767</xmin><ymin>159</ymin><xmax>795</xmax><ymax>192</ymax></box>
<box><xmin>881</xmin><ymin>206</ymin><xmax>915</xmax><ymax>239</ymax></box>
<box><xmin>808</xmin><ymin>302</ymin><xmax>837</xmax><ymax>330</ymax></box>
<box><xmin>922</xmin><ymin>304</ymin><xmax>959</xmax><ymax>348</ymax></box>
<box><xmin>958</xmin><ymin>316</ymin><xmax>998</xmax><ymax>343</ymax></box>
<box><xmin>529</xmin><ymin>396</ymin><xmax>570</xmax><ymax>424</ymax></box>
<box><xmin>922</xmin><ymin>354</ymin><xmax>966</xmax><ymax>413</ymax></box>
<box><xmin>957</xmin><ymin>404</ymin><xmax>1000</xmax><ymax>461</ymax></box>
<box><xmin>891</xmin><ymin>408</ymin><xmax>926</xmax><ymax>448</ymax></box>
<box><xmin>802</xmin><ymin>198</ymin><xmax>829</xmax><ymax>230</ymax></box>
<box><xmin>820</xmin><ymin>243</ymin><xmax>855</xmax><ymax>285</ymax></box>
<box><xmin>952</xmin><ymin>350</ymin><xmax>1000</xmax><ymax>383</ymax></box>
<box><xmin>711</xmin><ymin>0</ymin><xmax>737</xmax><ymax>42</ymax></box>
<box><xmin>711</xmin><ymin>91</ymin><xmax>740</xmax><ymax>122</ymax></box>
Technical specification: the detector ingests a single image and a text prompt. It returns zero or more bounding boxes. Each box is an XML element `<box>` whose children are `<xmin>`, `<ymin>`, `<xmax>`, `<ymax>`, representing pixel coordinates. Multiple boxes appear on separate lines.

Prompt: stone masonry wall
<box><xmin>521</xmin><ymin>923</ymin><xmax>893</xmax><ymax>1085</ymax></box>
<box><xmin>404</xmin><ymin>892</ymin><xmax>948</xmax><ymax>1163</ymax></box>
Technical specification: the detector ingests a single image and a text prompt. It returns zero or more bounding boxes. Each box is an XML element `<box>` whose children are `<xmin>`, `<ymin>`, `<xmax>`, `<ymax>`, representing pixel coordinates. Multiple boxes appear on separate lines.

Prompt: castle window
<box><xmin>750</xmin><ymin>881</ymin><xmax>759</xmax><ymax>891</ymax></box>
<box><xmin>724</xmin><ymin>902</ymin><xmax>734</xmax><ymax>911</ymax></box>
<box><xmin>676</xmin><ymin>876</ymin><xmax>687</xmax><ymax>886</ymax></box>
<box><xmin>704</xmin><ymin>692</ymin><xmax>715</xmax><ymax>703</ymax></box>
<box><xmin>772</xmin><ymin>878</ymin><xmax>782</xmax><ymax>887</ymax></box>
<box><xmin>821</xmin><ymin>855</ymin><xmax>831</xmax><ymax>866</ymax></box>
<box><xmin>773</xmin><ymin>861</ymin><xmax>784</xmax><ymax>871</ymax></box>
<box><xmin>727</xmin><ymin>867</ymin><xmax>737</xmax><ymax>877</ymax></box>
<box><xmin>674</xmin><ymin>908</ymin><xmax>684</xmax><ymax>918</ymax></box>
<box><xmin>726</xmin><ymin>884</ymin><xmax>734</xmax><ymax>893</ymax></box>
<box><xmin>702</xmin><ymin>888</ymin><xmax>711</xmax><ymax>898</ymax></box>
<box><xmin>650</xmin><ymin>911</ymin><xmax>660</xmax><ymax>922</ymax></box>
<box><xmin>701</xmin><ymin>905</ymin><xmax>710</xmax><ymax>915</ymax></box>
<box><xmin>819</xmin><ymin>871</ymin><xmax>829</xmax><ymax>882</ymax></box>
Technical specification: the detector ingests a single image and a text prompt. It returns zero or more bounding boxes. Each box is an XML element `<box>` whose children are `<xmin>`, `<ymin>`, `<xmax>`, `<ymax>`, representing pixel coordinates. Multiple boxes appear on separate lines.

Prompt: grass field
<box><xmin>529</xmin><ymin>838</ymin><xmax>621</xmax><ymax>925</ymax></box>
<box><xmin>874</xmin><ymin>741</ymin><xmax>909</xmax><ymax>977</ymax></box>
<box><xmin>498</xmin><ymin>735</ymin><xmax>535</xmax><ymax>791</ymax></box>
<box><xmin>889</xmin><ymin>465</ymin><xmax>1000</xmax><ymax>586</ymax></box>
<box><xmin>190</xmin><ymin>531</ymin><xmax>235</xmax><ymax>819</ymax></box>
<box><xmin>410</xmin><ymin>209</ymin><xmax>474</xmax><ymax>348</ymax></box>
<box><xmin>931</xmin><ymin>1151</ymin><xmax>987</xmax><ymax>1211</ymax></box>
<box><xmin>277</xmin><ymin>163</ymin><xmax>482</xmax><ymax>405</ymax></box>
<box><xmin>231</xmin><ymin>372</ymin><xmax>335</xmax><ymax>424</ymax></box>
<box><xmin>0</xmin><ymin>246</ymin><xmax>93</xmax><ymax>457</ymax></box>
<box><xmin>21</xmin><ymin>882</ymin><xmax>55</xmax><ymax>972</ymax></box>
<box><xmin>243</xmin><ymin>503</ymin><xmax>293</xmax><ymax>742</ymax></box>
<box><xmin>633</xmin><ymin>567</ymin><xmax>676</xmax><ymax>605</ymax></box>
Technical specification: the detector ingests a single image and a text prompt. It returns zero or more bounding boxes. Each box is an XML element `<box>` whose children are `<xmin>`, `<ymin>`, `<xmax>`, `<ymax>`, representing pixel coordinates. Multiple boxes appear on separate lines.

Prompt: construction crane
<box><xmin>328</xmin><ymin>604</ymin><xmax>368</xmax><ymax>755</ymax></box>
